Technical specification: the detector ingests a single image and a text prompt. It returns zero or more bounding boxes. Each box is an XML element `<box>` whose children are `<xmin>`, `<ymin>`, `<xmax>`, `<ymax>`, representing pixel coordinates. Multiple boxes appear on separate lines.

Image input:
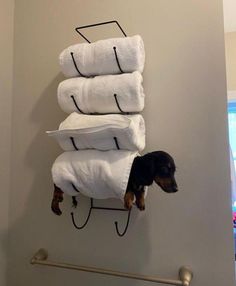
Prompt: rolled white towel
<box><xmin>57</xmin><ymin>71</ymin><xmax>145</xmax><ymax>114</ymax></box>
<box><xmin>59</xmin><ymin>35</ymin><xmax>145</xmax><ymax>77</ymax></box>
<box><xmin>52</xmin><ymin>150</ymin><xmax>139</xmax><ymax>200</ymax></box>
<box><xmin>47</xmin><ymin>112</ymin><xmax>145</xmax><ymax>152</ymax></box>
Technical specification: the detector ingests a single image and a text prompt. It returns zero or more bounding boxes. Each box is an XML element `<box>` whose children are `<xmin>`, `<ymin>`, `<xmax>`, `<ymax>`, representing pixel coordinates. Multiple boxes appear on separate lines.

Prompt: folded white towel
<box><xmin>57</xmin><ymin>71</ymin><xmax>145</xmax><ymax>114</ymax></box>
<box><xmin>52</xmin><ymin>150</ymin><xmax>138</xmax><ymax>200</ymax></box>
<box><xmin>47</xmin><ymin>113</ymin><xmax>145</xmax><ymax>152</ymax></box>
<box><xmin>59</xmin><ymin>35</ymin><xmax>145</xmax><ymax>78</ymax></box>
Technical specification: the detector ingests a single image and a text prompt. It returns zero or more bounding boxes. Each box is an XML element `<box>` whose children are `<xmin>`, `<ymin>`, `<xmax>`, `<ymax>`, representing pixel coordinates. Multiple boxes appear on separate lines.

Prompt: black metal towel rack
<box><xmin>70</xmin><ymin>20</ymin><xmax>131</xmax><ymax>237</ymax></box>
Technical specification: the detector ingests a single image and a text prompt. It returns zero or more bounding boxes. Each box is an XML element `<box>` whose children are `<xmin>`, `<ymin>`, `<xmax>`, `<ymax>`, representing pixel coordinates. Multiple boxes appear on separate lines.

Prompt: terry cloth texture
<box><xmin>57</xmin><ymin>71</ymin><xmax>144</xmax><ymax>114</ymax></box>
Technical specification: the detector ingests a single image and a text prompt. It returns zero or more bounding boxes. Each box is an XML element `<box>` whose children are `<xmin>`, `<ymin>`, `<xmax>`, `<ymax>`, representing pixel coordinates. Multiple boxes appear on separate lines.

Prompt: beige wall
<box><xmin>225</xmin><ymin>32</ymin><xmax>236</xmax><ymax>90</ymax></box>
<box><xmin>0</xmin><ymin>0</ymin><xmax>14</xmax><ymax>285</ymax></box>
<box><xmin>8</xmin><ymin>1</ymin><xmax>234</xmax><ymax>286</ymax></box>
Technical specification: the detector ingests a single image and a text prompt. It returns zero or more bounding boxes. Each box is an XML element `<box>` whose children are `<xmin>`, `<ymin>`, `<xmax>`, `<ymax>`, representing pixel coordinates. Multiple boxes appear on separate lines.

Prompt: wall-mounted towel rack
<box><xmin>31</xmin><ymin>249</ymin><xmax>193</xmax><ymax>286</ymax></box>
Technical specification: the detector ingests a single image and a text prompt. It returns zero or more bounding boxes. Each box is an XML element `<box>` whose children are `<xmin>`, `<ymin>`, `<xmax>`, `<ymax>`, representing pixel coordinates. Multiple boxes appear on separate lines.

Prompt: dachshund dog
<box><xmin>51</xmin><ymin>151</ymin><xmax>178</xmax><ymax>215</ymax></box>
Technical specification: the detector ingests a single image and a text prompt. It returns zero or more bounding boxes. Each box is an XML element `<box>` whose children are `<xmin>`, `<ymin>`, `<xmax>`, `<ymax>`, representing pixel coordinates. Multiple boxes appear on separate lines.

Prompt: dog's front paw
<box><xmin>51</xmin><ymin>201</ymin><xmax>62</xmax><ymax>216</ymax></box>
<box><xmin>124</xmin><ymin>199</ymin><xmax>133</xmax><ymax>210</ymax></box>
<box><xmin>136</xmin><ymin>196</ymin><xmax>145</xmax><ymax>211</ymax></box>
<box><xmin>51</xmin><ymin>206</ymin><xmax>62</xmax><ymax>216</ymax></box>
<box><xmin>136</xmin><ymin>199</ymin><xmax>145</xmax><ymax>211</ymax></box>
<box><xmin>137</xmin><ymin>203</ymin><xmax>145</xmax><ymax>211</ymax></box>
<box><xmin>124</xmin><ymin>192</ymin><xmax>134</xmax><ymax>210</ymax></box>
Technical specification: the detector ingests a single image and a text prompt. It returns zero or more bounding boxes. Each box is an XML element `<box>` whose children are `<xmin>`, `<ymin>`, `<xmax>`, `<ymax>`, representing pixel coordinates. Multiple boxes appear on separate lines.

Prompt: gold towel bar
<box><xmin>30</xmin><ymin>249</ymin><xmax>193</xmax><ymax>286</ymax></box>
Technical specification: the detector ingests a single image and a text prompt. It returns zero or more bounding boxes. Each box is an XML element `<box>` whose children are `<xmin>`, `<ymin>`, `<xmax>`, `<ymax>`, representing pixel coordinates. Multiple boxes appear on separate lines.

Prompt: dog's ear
<box><xmin>134</xmin><ymin>154</ymin><xmax>156</xmax><ymax>186</ymax></box>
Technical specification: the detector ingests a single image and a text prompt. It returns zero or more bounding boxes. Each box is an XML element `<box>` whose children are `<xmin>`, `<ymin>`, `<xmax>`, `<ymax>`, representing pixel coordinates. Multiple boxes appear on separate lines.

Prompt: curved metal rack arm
<box><xmin>71</xmin><ymin>208</ymin><xmax>93</xmax><ymax>230</ymax></box>
<box><xmin>115</xmin><ymin>209</ymin><xmax>131</xmax><ymax>237</ymax></box>
<box><xmin>71</xmin><ymin>198</ymin><xmax>132</xmax><ymax>237</ymax></box>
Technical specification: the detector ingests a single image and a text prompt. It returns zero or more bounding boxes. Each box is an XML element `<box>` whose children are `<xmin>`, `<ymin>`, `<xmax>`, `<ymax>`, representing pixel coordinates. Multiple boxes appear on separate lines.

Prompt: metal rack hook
<box><xmin>70</xmin><ymin>137</ymin><xmax>79</xmax><ymax>151</ymax></box>
<box><xmin>70</xmin><ymin>52</ymin><xmax>87</xmax><ymax>77</ymax></box>
<box><xmin>113</xmin><ymin>47</ymin><xmax>124</xmax><ymax>73</ymax></box>
<box><xmin>115</xmin><ymin>209</ymin><xmax>131</xmax><ymax>237</ymax></box>
<box><xmin>70</xmin><ymin>95</ymin><xmax>86</xmax><ymax>114</ymax></box>
<box><xmin>114</xmin><ymin>94</ymin><xmax>125</xmax><ymax>113</ymax></box>
<box><xmin>71</xmin><ymin>199</ymin><xmax>93</xmax><ymax>230</ymax></box>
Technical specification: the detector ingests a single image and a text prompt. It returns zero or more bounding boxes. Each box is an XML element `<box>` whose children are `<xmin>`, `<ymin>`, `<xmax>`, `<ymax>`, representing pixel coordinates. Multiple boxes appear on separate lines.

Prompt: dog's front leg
<box><xmin>135</xmin><ymin>189</ymin><xmax>145</xmax><ymax>211</ymax></box>
<box><xmin>124</xmin><ymin>191</ymin><xmax>134</xmax><ymax>210</ymax></box>
<box><xmin>51</xmin><ymin>184</ymin><xmax>64</xmax><ymax>216</ymax></box>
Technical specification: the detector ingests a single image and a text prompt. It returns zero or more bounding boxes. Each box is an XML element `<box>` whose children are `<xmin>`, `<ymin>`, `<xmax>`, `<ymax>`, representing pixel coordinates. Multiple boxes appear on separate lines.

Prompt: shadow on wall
<box><xmin>7</xmin><ymin>74</ymin><xmax>153</xmax><ymax>286</ymax></box>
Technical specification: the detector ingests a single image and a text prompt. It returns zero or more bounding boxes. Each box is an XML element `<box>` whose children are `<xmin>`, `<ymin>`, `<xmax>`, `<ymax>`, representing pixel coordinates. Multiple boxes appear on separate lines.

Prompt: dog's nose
<box><xmin>171</xmin><ymin>178</ymin><xmax>178</xmax><ymax>192</ymax></box>
<box><xmin>171</xmin><ymin>186</ymin><xmax>178</xmax><ymax>193</ymax></box>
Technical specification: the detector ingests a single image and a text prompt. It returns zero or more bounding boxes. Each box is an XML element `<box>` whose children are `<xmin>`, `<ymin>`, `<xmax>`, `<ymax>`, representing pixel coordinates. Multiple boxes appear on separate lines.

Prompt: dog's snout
<box><xmin>171</xmin><ymin>179</ymin><xmax>178</xmax><ymax>193</ymax></box>
<box><xmin>155</xmin><ymin>177</ymin><xmax>178</xmax><ymax>193</ymax></box>
<box><xmin>165</xmin><ymin>185</ymin><xmax>178</xmax><ymax>193</ymax></box>
<box><xmin>170</xmin><ymin>185</ymin><xmax>178</xmax><ymax>193</ymax></box>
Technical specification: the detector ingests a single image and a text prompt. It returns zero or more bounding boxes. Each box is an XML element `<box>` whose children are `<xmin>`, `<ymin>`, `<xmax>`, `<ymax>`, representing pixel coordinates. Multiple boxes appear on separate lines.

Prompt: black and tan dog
<box><xmin>51</xmin><ymin>151</ymin><xmax>178</xmax><ymax>215</ymax></box>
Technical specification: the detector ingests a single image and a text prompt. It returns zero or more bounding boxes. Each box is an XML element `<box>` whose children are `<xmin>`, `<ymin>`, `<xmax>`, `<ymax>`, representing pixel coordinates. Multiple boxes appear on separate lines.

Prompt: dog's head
<box><xmin>139</xmin><ymin>151</ymin><xmax>178</xmax><ymax>193</ymax></box>
<box><xmin>152</xmin><ymin>151</ymin><xmax>178</xmax><ymax>193</ymax></box>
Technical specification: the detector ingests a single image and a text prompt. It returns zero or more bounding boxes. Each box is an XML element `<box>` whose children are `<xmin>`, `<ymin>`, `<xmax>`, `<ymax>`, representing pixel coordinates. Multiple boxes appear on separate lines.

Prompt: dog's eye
<box><xmin>160</xmin><ymin>167</ymin><xmax>170</xmax><ymax>176</ymax></box>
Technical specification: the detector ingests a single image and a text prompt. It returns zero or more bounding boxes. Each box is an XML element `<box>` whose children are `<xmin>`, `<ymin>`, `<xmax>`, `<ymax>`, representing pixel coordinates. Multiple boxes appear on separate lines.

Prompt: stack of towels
<box><xmin>48</xmin><ymin>35</ymin><xmax>146</xmax><ymax>201</ymax></box>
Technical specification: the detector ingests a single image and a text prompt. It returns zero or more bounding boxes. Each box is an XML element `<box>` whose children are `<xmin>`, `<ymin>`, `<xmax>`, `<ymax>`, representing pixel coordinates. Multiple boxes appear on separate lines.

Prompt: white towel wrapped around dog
<box><xmin>52</xmin><ymin>150</ymin><xmax>138</xmax><ymax>200</ymax></box>
<box><xmin>47</xmin><ymin>113</ymin><xmax>145</xmax><ymax>152</ymax></box>
<box><xmin>57</xmin><ymin>71</ymin><xmax>144</xmax><ymax>114</ymax></box>
<box><xmin>59</xmin><ymin>35</ymin><xmax>145</xmax><ymax>77</ymax></box>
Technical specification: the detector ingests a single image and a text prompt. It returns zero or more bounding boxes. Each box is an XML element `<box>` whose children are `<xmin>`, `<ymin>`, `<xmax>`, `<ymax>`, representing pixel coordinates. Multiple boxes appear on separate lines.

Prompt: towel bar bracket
<box><xmin>30</xmin><ymin>249</ymin><xmax>193</xmax><ymax>286</ymax></box>
<box><xmin>30</xmin><ymin>248</ymin><xmax>48</xmax><ymax>264</ymax></box>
